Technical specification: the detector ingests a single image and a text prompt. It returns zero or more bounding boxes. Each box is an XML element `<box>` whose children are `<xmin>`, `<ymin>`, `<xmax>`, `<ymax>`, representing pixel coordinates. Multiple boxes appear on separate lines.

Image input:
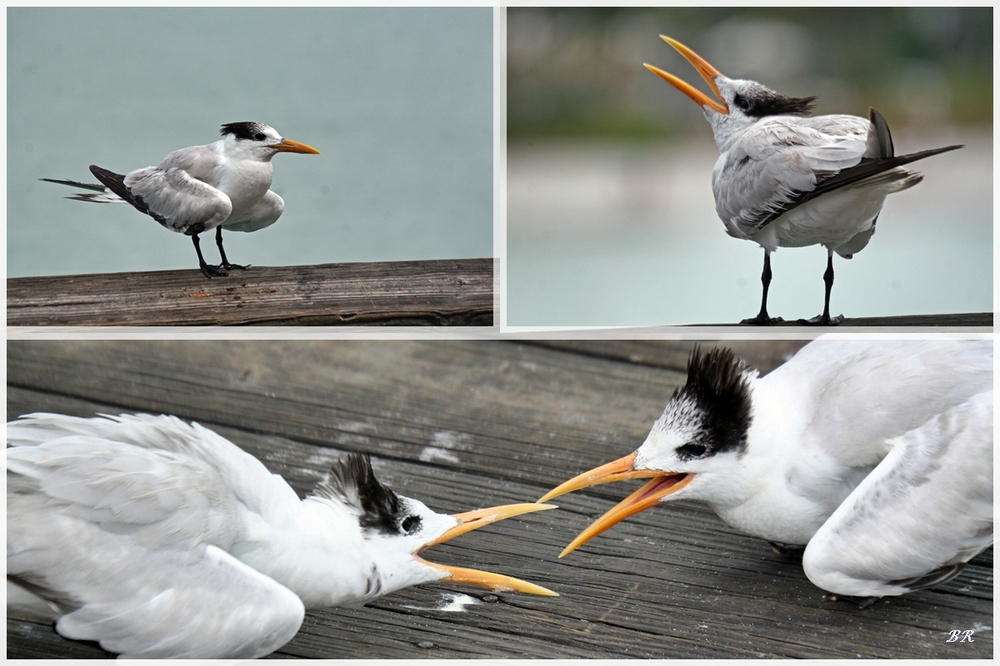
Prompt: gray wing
<box><xmin>7</xmin><ymin>413</ymin><xmax>307</xmax><ymax>657</ymax></box>
<box><xmin>802</xmin><ymin>390</ymin><xmax>993</xmax><ymax>597</ymax></box>
<box><xmin>712</xmin><ymin>115</ymin><xmax>871</xmax><ymax>238</ymax></box>
<box><xmin>122</xmin><ymin>163</ymin><xmax>232</xmax><ymax>234</ymax></box>
<box><xmin>780</xmin><ymin>339</ymin><xmax>993</xmax><ymax>469</ymax></box>
<box><xmin>12</xmin><ymin>538</ymin><xmax>304</xmax><ymax>659</ymax></box>
<box><xmin>7</xmin><ymin>413</ymin><xmax>303</xmax><ymax>531</ymax></box>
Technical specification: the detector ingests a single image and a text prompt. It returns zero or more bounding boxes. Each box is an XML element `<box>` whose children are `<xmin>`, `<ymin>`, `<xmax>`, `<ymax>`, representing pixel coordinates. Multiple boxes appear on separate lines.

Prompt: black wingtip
<box><xmin>868</xmin><ymin>107</ymin><xmax>894</xmax><ymax>158</ymax></box>
<box><xmin>88</xmin><ymin>165</ymin><xmax>130</xmax><ymax>200</ymax></box>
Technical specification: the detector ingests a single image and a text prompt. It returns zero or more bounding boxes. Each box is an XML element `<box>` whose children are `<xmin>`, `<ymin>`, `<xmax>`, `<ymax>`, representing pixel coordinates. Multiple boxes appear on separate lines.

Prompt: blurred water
<box><xmin>8</xmin><ymin>7</ymin><xmax>493</xmax><ymax>277</ymax></box>
<box><xmin>508</xmin><ymin>129</ymin><xmax>992</xmax><ymax>326</ymax></box>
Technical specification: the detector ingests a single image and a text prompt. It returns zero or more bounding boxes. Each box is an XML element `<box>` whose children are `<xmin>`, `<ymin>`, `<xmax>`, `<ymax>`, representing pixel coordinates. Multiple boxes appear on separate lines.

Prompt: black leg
<box><xmin>801</xmin><ymin>251</ymin><xmax>844</xmax><ymax>325</ymax></box>
<box><xmin>768</xmin><ymin>541</ymin><xmax>806</xmax><ymax>558</ymax></box>
<box><xmin>822</xmin><ymin>593</ymin><xmax>881</xmax><ymax>609</ymax></box>
<box><xmin>215</xmin><ymin>226</ymin><xmax>248</xmax><ymax>271</ymax></box>
<box><xmin>192</xmin><ymin>234</ymin><xmax>227</xmax><ymax>278</ymax></box>
<box><xmin>741</xmin><ymin>250</ymin><xmax>783</xmax><ymax>325</ymax></box>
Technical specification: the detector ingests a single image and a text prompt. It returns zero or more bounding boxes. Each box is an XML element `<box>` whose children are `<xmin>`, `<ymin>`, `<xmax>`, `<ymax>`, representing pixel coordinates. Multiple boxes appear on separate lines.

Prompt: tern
<box><xmin>42</xmin><ymin>122</ymin><xmax>320</xmax><ymax>278</ymax></box>
<box><xmin>540</xmin><ymin>339</ymin><xmax>992</xmax><ymax>600</ymax></box>
<box><xmin>7</xmin><ymin>413</ymin><xmax>556</xmax><ymax>658</ymax></box>
<box><xmin>645</xmin><ymin>37</ymin><xmax>962</xmax><ymax>324</ymax></box>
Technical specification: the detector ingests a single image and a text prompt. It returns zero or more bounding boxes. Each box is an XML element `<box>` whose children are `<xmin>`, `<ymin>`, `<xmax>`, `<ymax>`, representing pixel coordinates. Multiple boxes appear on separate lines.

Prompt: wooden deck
<box><xmin>6</xmin><ymin>258</ymin><xmax>493</xmax><ymax>326</ymax></box>
<box><xmin>6</xmin><ymin>340</ymin><xmax>992</xmax><ymax>659</ymax></box>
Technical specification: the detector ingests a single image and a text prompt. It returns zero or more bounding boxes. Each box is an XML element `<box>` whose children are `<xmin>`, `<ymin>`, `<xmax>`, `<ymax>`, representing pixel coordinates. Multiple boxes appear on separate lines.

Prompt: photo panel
<box><xmin>8</xmin><ymin>338</ymin><xmax>991</xmax><ymax>658</ymax></box>
<box><xmin>507</xmin><ymin>7</ymin><xmax>991</xmax><ymax>327</ymax></box>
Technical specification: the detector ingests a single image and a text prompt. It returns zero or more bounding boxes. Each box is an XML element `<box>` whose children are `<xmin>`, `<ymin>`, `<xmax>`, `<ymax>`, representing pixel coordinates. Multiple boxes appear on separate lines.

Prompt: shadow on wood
<box><xmin>699</xmin><ymin>312</ymin><xmax>993</xmax><ymax>327</ymax></box>
<box><xmin>6</xmin><ymin>258</ymin><xmax>493</xmax><ymax>326</ymax></box>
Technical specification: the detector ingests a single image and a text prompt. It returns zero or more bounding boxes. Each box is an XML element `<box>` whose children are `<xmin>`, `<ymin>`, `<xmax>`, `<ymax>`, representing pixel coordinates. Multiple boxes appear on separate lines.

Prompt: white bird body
<box><xmin>645</xmin><ymin>37</ymin><xmax>961</xmax><ymax>324</ymax></box>
<box><xmin>712</xmin><ymin>113</ymin><xmax>902</xmax><ymax>256</ymax></box>
<box><xmin>42</xmin><ymin>122</ymin><xmax>320</xmax><ymax>277</ymax></box>
<box><xmin>543</xmin><ymin>339</ymin><xmax>993</xmax><ymax>599</ymax></box>
<box><xmin>696</xmin><ymin>340</ymin><xmax>991</xmax><ymax>545</ymax></box>
<box><xmin>7</xmin><ymin>413</ymin><xmax>555</xmax><ymax>658</ymax></box>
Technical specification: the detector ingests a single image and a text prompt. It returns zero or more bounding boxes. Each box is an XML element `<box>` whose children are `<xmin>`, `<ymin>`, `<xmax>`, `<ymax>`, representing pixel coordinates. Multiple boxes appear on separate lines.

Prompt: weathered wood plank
<box><xmin>6</xmin><ymin>258</ymin><xmax>493</xmax><ymax>326</ymax></box>
<box><xmin>525</xmin><ymin>339</ymin><xmax>809</xmax><ymax>374</ymax></box>
<box><xmin>6</xmin><ymin>341</ymin><xmax>992</xmax><ymax>658</ymax></box>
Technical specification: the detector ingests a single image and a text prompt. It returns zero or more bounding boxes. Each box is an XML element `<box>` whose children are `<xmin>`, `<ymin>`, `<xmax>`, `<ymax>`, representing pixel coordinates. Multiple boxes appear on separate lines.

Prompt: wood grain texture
<box><xmin>6</xmin><ymin>258</ymin><xmax>493</xmax><ymax>326</ymax></box>
<box><xmin>6</xmin><ymin>340</ymin><xmax>992</xmax><ymax>658</ymax></box>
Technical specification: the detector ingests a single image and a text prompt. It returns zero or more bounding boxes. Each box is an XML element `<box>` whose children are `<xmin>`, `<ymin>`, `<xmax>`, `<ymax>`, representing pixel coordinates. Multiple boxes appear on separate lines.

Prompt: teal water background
<box><xmin>8</xmin><ymin>7</ymin><xmax>493</xmax><ymax>277</ymax></box>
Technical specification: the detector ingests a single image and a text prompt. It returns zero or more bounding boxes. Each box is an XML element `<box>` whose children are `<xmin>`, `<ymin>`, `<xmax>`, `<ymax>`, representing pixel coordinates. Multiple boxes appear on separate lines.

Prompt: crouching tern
<box><xmin>42</xmin><ymin>122</ymin><xmax>320</xmax><ymax>278</ymax></box>
<box><xmin>7</xmin><ymin>413</ymin><xmax>556</xmax><ymax>658</ymax></box>
<box><xmin>540</xmin><ymin>339</ymin><xmax>992</xmax><ymax>600</ymax></box>
<box><xmin>645</xmin><ymin>37</ymin><xmax>962</xmax><ymax>324</ymax></box>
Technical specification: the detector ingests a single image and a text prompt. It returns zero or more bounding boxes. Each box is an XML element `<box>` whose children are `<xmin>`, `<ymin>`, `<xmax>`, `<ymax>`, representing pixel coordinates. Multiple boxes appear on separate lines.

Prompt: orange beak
<box><xmin>644</xmin><ymin>35</ymin><xmax>728</xmax><ymax>115</ymax></box>
<box><xmin>416</xmin><ymin>502</ymin><xmax>559</xmax><ymax>596</ymax></box>
<box><xmin>273</xmin><ymin>138</ymin><xmax>321</xmax><ymax>154</ymax></box>
<box><xmin>539</xmin><ymin>452</ymin><xmax>694</xmax><ymax>557</ymax></box>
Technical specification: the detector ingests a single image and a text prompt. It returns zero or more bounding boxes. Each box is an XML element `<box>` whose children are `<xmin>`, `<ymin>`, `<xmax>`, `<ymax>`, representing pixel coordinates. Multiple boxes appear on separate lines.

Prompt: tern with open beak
<box><xmin>540</xmin><ymin>339</ymin><xmax>992</xmax><ymax>600</ymax></box>
<box><xmin>7</xmin><ymin>413</ymin><xmax>556</xmax><ymax>658</ymax></box>
<box><xmin>645</xmin><ymin>37</ymin><xmax>962</xmax><ymax>324</ymax></box>
<box><xmin>42</xmin><ymin>122</ymin><xmax>321</xmax><ymax>278</ymax></box>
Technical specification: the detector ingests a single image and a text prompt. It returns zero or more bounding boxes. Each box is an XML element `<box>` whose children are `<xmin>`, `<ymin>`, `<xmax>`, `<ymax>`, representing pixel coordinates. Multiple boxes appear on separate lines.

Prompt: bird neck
<box><xmin>708</xmin><ymin>374</ymin><xmax>857</xmax><ymax>544</ymax></box>
<box><xmin>708</xmin><ymin>114</ymin><xmax>752</xmax><ymax>154</ymax></box>
<box><xmin>232</xmin><ymin>498</ymin><xmax>388</xmax><ymax>609</ymax></box>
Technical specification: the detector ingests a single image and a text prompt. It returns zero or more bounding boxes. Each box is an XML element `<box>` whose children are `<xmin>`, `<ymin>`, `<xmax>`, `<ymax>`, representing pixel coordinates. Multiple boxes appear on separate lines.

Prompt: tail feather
<box><xmin>40</xmin><ymin>175</ymin><xmax>124</xmax><ymax>204</ymax></box>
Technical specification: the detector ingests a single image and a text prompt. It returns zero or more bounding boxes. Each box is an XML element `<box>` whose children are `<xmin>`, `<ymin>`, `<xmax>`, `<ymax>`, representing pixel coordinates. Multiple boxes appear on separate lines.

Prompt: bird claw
<box><xmin>740</xmin><ymin>314</ymin><xmax>784</xmax><ymax>326</ymax></box>
<box><xmin>221</xmin><ymin>262</ymin><xmax>250</xmax><ymax>271</ymax></box>
<box><xmin>200</xmin><ymin>264</ymin><xmax>229</xmax><ymax>279</ymax></box>
<box><xmin>823</xmin><ymin>592</ymin><xmax>881</xmax><ymax>609</ymax></box>
<box><xmin>798</xmin><ymin>314</ymin><xmax>845</xmax><ymax>326</ymax></box>
<box><xmin>768</xmin><ymin>541</ymin><xmax>806</xmax><ymax>558</ymax></box>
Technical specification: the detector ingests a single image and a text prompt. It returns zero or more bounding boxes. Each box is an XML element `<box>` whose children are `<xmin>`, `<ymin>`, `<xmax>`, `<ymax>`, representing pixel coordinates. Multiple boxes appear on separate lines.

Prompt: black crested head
<box><xmin>733</xmin><ymin>83</ymin><xmax>816</xmax><ymax>119</ymax></box>
<box><xmin>220</xmin><ymin>121</ymin><xmax>270</xmax><ymax>141</ymax></box>
<box><xmin>669</xmin><ymin>346</ymin><xmax>753</xmax><ymax>460</ymax></box>
<box><xmin>313</xmin><ymin>453</ymin><xmax>406</xmax><ymax>535</ymax></box>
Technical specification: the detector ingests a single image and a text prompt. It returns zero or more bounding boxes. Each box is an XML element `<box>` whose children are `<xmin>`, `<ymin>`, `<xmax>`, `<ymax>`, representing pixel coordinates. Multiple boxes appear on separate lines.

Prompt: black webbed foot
<box><xmin>798</xmin><ymin>314</ymin><xmax>844</xmax><ymax>326</ymax></box>
<box><xmin>822</xmin><ymin>593</ymin><xmax>881</xmax><ymax>609</ymax></box>
<box><xmin>199</xmin><ymin>263</ymin><xmax>229</xmax><ymax>279</ymax></box>
<box><xmin>768</xmin><ymin>541</ymin><xmax>806</xmax><ymax>558</ymax></box>
<box><xmin>741</xmin><ymin>314</ymin><xmax>784</xmax><ymax>326</ymax></box>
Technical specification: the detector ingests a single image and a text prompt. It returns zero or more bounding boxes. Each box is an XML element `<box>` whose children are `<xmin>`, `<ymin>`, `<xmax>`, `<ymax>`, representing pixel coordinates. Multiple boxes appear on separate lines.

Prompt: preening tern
<box><xmin>42</xmin><ymin>122</ymin><xmax>320</xmax><ymax>278</ymax></box>
<box><xmin>540</xmin><ymin>339</ymin><xmax>992</xmax><ymax>600</ymax></box>
<box><xmin>7</xmin><ymin>413</ymin><xmax>556</xmax><ymax>658</ymax></box>
<box><xmin>645</xmin><ymin>37</ymin><xmax>962</xmax><ymax>324</ymax></box>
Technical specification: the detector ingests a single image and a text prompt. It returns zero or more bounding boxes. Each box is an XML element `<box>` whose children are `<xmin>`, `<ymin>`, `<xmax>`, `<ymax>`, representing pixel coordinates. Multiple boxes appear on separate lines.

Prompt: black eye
<box><xmin>254</xmin><ymin>133</ymin><xmax>266</xmax><ymax>141</ymax></box>
<box><xmin>677</xmin><ymin>443</ymin><xmax>708</xmax><ymax>459</ymax></box>
<box><xmin>401</xmin><ymin>515</ymin><xmax>421</xmax><ymax>534</ymax></box>
<box><xmin>734</xmin><ymin>95</ymin><xmax>750</xmax><ymax>112</ymax></box>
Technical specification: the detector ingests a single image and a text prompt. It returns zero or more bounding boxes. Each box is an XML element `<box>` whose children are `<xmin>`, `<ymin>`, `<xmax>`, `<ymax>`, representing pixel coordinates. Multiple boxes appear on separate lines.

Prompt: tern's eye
<box><xmin>677</xmin><ymin>443</ymin><xmax>708</xmax><ymax>459</ymax></box>
<box><xmin>401</xmin><ymin>515</ymin><xmax>421</xmax><ymax>534</ymax></box>
<box><xmin>733</xmin><ymin>95</ymin><xmax>750</xmax><ymax>112</ymax></box>
<box><xmin>254</xmin><ymin>133</ymin><xmax>267</xmax><ymax>141</ymax></box>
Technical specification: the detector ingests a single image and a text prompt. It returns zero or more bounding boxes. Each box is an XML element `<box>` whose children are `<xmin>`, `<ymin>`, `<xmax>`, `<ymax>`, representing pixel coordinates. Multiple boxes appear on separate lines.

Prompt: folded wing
<box><xmin>803</xmin><ymin>390</ymin><xmax>993</xmax><ymax>597</ymax></box>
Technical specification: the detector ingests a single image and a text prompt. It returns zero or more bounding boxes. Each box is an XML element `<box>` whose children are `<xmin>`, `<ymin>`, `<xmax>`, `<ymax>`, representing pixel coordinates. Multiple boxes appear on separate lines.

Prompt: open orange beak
<box><xmin>273</xmin><ymin>138</ymin><xmax>321</xmax><ymax>154</ymax></box>
<box><xmin>416</xmin><ymin>503</ymin><xmax>559</xmax><ymax>596</ymax></box>
<box><xmin>644</xmin><ymin>35</ymin><xmax>728</xmax><ymax>115</ymax></box>
<box><xmin>538</xmin><ymin>452</ymin><xmax>694</xmax><ymax>558</ymax></box>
